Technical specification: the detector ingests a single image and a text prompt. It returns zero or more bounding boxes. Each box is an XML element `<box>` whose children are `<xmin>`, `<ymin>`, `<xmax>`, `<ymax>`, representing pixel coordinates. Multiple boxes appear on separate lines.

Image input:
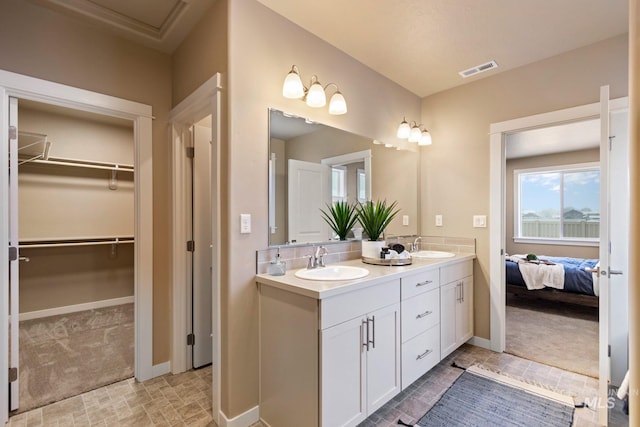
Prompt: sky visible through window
<box><xmin>521</xmin><ymin>170</ymin><xmax>600</xmax><ymax>217</ymax></box>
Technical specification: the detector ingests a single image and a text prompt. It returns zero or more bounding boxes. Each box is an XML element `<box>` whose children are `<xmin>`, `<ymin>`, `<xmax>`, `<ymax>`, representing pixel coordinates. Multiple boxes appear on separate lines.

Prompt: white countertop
<box><xmin>256</xmin><ymin>253</ymin><xmax>476</xmax><ymax>300</ymax></box>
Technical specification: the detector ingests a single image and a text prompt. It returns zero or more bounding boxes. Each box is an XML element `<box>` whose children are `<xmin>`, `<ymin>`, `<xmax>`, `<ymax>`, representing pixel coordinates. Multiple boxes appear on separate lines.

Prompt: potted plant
<box><xmin>320</xmin><ymin>200</ymin><xmax>359</xmax><ymax>241</ymax></box>
<box><xmin>356</xmin><ymin>199</ymin><xmax>400</xmax><ymax>258</ymax></box>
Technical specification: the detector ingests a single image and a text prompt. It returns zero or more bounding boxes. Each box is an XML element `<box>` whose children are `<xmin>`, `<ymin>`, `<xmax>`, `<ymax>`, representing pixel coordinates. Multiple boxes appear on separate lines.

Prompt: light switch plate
<box><xmin>240</xmin><ymin>214</ymin><xmax>251</xmax><ymax>234</ymax></box>
<box><xmin>402</xmin><ymin>215</ymin><xmax>409</xmax><ymax>226</ymax></box>
<box><xmin>435</xmin><ymin>214</ymin><xmax>443</xmax><ymax>227</ymax></box>
<box><xmin>473</xmin><ymin>215</ymin><xmax>487</xmax><ymax>228</ymax></box>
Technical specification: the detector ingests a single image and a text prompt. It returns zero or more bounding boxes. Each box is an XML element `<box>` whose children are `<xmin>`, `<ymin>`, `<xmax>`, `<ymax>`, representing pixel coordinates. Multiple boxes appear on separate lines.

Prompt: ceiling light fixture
<box><xmin>282</xmin><ymin>65</ymin><xmax>347</xmax><ymax>115</ymax></box>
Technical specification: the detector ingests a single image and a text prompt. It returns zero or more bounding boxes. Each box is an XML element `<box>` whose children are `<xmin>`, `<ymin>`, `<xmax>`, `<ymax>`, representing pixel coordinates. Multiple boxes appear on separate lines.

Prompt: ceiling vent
<box><xmin>459</xmin><ymin>60</ymin><xmax>499</xmax><ymax>78</ymax></box>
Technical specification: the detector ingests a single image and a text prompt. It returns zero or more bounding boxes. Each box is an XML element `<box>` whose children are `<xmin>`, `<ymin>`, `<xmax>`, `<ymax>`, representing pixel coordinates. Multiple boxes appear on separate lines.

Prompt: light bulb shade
<box><xmin>282</xmin><ymin>70</ymin><xmax>305</xmax><ymax>99</ymax></box>
<box><xmin>306</xmin><ymin>82</ymin><xmax>326</xmax><ymax>107</ymax></box>
<box><xmin>397</xmin><ymin>120</ymin><xmax>411</xmax><ymax>139</ymax></box>
<box><xmin>409</xmin><ymin>125</ymin><xmax>422</xmax><ymax>143</ymax></box>
<box><xmin>328</xmin><ymin>91</ymin><xmax>347</xmax><ymax>115</ymax></box>
<box><xmin>419</xmin><ymin>130</ymin><xmax>433</xmax><ymax>146</ymax></box>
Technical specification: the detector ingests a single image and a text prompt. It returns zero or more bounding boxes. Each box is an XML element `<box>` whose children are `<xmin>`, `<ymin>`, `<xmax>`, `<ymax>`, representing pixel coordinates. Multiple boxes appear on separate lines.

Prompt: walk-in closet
<box><xmin>13</xmin><ymin>99</ymin><xmax>135</xmax><ymax>412</ymax></box>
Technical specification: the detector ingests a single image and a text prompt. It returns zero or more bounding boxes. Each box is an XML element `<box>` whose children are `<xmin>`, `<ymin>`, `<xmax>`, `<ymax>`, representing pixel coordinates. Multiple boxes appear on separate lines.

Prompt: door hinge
<box><xmin>9</xmin><ymin>246</ymin><xmax>18</xmax><ymax>262</ymax></box>
<box><xmin>187</xmin><ymin>240</ymin><xmax>195</xmax><ymax>252</ymax></box>
<box><xmin>608</xmin><ymin>345</ymin><xmax>611</xmax><ymax>357</ymax></box>
<box><xmin>187</xmin><ymin>333</ymin><xmax>195</xmax><ymax>346</ymax></box>
<box><xmin>186</xmin><ymin>147</ymin><xmax>195</xmax><ymax>158</ymax></box>
<box><xmin>8</xmin><ymin>367</ymin><xmax>17</xmax><ymax>383</ymax></box>
<box><xmin>9</xmin><ymin>126</ymin><xmax>17</xmax><ymax>140</ymax></box>
<box><xmin>609</xmin><ymin>135</ymin><xmax>615</xmax><ymax>151</ymax></box>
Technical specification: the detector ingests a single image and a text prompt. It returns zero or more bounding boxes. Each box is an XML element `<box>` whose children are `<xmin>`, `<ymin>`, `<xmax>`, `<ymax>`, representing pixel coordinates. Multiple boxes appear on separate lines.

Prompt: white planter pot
<box><xmin>361</xmin><ymin>240</ymin><xmax>386</xmax><ymax>259</ymax></box>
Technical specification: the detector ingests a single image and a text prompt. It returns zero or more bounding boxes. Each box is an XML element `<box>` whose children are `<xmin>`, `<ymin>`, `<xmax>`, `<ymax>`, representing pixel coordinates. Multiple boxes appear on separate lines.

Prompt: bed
<box><xmin>505</xmin><ymin>255</ymin><xmax>599</xmax><ymax>305</ymax></box>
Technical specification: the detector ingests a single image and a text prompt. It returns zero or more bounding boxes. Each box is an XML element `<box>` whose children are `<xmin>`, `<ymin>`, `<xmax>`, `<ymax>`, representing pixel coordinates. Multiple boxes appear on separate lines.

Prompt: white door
<box><xmin>597</xmin><ymin>86</ymin><xmax>629</xmax><ymax>425</ymax></box>
<box><xmin>320</xmin><ymin>316</ymin><xmax>366</xmax><ymax>427</ymax></box>
<box><xmin>365</xmin><ymin>303</ymin><xmax>400</xmax><ymax>414</ymax></box>
<box><xmin>8</xmin><ymin>96</ymin><xmax>19</xmax><ymax>411</ymax></box>
<box><xmin>192</xmin><ymin>124</ymin><xmax>212</xmax><ymax>368</ymax></box>
<box><xmin>608</xmin><ymin>109</ymin><xmax>629</xmax><ymax>388</ymax></box>
<box><xmin>288</xmin><ymin>159</ymin><xmax>331</xmax><ymax>244</ymax></box>
<box><xmin>457</xmin><ymin>276</ymin><xmax>474</xmax><ymax>344</ymax></box>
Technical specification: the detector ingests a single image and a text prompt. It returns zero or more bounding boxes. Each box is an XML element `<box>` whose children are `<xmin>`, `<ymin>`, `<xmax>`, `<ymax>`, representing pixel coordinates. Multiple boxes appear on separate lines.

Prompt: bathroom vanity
<box><xmin>256</xmin><ymin>254</ymin><xmax>474</xmax><ymax>427</ymax></box>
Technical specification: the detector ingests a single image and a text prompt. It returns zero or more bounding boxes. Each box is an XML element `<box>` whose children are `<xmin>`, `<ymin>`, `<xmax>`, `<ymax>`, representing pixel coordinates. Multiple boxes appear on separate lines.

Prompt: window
<box><xmin>331</xmin><ymin>166</ymin><xmax>347</xmax><ymax>202</ymax></box>
<box><xmin>514</xmin><ymin>163</ymin><xmax>600</xmax><ymax>245</ymax></box>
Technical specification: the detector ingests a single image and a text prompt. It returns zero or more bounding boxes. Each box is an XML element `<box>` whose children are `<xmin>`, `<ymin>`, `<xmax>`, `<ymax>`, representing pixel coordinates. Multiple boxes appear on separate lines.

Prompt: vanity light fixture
<box><xmin>397</xmin><ymin>118</ymin><xmax>433</xmax><ymax>146</ymax></box>
<box><xmin>282</xmin><ymin>65</ymin><xmax>347</xmax><ymax>115</ymax></box>
<box><xmin>419</xmin><ymin>129</ymin><xmax>433</xmax><ymax>146</ymax></box>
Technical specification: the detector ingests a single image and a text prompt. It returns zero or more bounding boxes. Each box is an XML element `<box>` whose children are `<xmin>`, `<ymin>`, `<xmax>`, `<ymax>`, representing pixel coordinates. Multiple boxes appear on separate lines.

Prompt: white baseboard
<box><xmin>468</xmin><ymin>336</ymin><xmax>492</xmax><ymax>350</ymax></box>
<box><xmin>19</xmin><ymin>296</ymin><xmax>134</xmax><ymax>321</ymax></box>
<box><xmin>219</xmin><ymin>406</ymin><xmax>259</xmax><ymax>427</ymax></box>
<box><xmin>152</xmin><ymin>361</ymin><xmax>171</xmax><ymax>378</ymax></box>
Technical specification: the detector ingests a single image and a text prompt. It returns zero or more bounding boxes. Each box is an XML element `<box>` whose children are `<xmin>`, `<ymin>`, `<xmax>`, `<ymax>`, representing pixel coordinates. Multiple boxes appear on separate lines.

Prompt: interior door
<box><xmin>597</xmin><ymin>86</ymin><xmax>630</xmax><ymax>425</ymax></box>
<box><xmin>288</xmin><ymin>159</ymin><xmax>331</xmax><ymax>244</ymax></box>
<box><xmin>608</xmin><ymin>108</ymin><xmax>629</xmax><ymax>389</ymax></box>
<box><xmin>192</xmin><ymin>123</ymin><xmax>212</xmax><ymax>368</ymax></box>
<box><xmin>8</xmin><ymin>96</ymin><xmax>19</xmax><ymax>411</ymax></box>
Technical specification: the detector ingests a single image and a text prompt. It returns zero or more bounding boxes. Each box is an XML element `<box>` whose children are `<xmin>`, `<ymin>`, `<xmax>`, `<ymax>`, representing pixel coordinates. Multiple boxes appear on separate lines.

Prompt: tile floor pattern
<box><xmin>8</xmin><ymin>344</ymin><xmax>628</xmax><ymax>427</ymax></box>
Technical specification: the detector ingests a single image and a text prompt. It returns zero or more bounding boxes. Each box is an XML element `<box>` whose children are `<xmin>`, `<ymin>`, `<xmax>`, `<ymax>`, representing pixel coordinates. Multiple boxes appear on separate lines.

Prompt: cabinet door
<box><xmin>440</xmin><ymin>281</ymin><xmax>458</xmax><ymax>358</ymax></box>
<box><xmin>456</xmin><ymin>276</ymin><xmax>474</xmax><ymax>344</ymax></box>
<box><xmin>320</xmin><ymin>316</ymin><xmax>366</xmax><ymax>427</ymax></box>
<box><xmin>365</xmin><ymin>303</ymin><xmax>401</xmax><ymax>414</ymax></box>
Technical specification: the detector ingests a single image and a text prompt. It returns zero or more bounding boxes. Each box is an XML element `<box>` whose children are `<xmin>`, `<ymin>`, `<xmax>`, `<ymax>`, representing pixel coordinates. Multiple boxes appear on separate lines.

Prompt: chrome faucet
<box><xmin>306</xmin><ymin>245</ymin><xmax>328</xmax><ymax>268</ymax></box>
<box><xmin>411</xmin><ymin>236</ymin><xmax>422</xmax><ymax>252</ymax></box>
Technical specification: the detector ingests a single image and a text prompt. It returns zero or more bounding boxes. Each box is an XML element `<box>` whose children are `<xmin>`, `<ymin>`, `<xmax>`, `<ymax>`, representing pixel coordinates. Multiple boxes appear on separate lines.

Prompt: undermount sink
<box><xmin>411</xmin><ymin>250</ymin><xmax>456</xmax><ymax>259</ymax></box>
<box><xmin>294</xmin><ymin>265</ymin><xmax>370</xmax><ymax>281</ymax></box>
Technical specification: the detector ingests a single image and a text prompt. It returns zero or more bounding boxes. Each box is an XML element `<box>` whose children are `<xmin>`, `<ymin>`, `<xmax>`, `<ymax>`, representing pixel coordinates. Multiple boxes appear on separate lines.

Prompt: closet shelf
<box><xmin>23</xmin><ymin>156</ymin><xmax>134</xmax><ymax>173</ymax></box>
<box><xmin>19</xmin><ymin>236</ymin><xmax>134</xmax><ymax>249</ymax></box>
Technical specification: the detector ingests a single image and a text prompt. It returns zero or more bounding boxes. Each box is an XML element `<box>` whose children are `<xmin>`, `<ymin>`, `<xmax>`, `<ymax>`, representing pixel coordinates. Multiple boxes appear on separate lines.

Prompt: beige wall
<box><xmin>421</xmin><ymin>34</ymin><xmax>628</xmax><ymax>340</ymax></box>
<box><xmin>0</xmin><ymin>0</ymin><xmax>173</xmax><ymax>363</ymax></box>
<box><xmin>216</xmin><ymin>0</ymin><xmax>421</xmax><ymax>417</ymax></box>
<box><xmin>505</xmin><ymin>149</ymin><xmax>600</xmax><ymax>259</ymax></box>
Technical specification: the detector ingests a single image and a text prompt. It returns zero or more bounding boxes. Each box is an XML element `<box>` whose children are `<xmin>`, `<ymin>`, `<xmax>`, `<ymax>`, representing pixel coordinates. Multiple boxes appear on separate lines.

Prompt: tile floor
<box><xmin>7</xmin><ymin>344</ymin><xmax>628</xmax><ymax>427</ymax></box>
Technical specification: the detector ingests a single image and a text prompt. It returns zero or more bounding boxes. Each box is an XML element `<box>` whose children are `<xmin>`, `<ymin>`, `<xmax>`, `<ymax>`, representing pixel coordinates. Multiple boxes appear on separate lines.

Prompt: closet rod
<box><xmin>27</xmin><ymin>158</ymin><xmax>134</xmax><ymax>172</ymax></box>
<box><xmin>20</xmin><ymin>237</ymin><xmax>134</xmax><ymax>249</ymax></box>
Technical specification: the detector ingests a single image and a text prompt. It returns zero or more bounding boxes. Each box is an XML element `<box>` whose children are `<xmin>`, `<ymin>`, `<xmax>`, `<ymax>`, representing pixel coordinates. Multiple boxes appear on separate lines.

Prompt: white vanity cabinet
<box><xmin>321</xmin><ymin>301</ymin><xmax>400</xmax><ymax>427</ymax></box>
<box><xmin>258</xmin><ymin>278</ymin><xmax>400</xmax><ymax>427</ymax></box>
<box><xmin>399</xmin><ymin>268</ymin><xmax>441</xmax><ymax>389</ymax></box>
<box><xmin>440</xmin><ymin>260</ymin><xmax>474</xmax><ymax>358</ymax></box>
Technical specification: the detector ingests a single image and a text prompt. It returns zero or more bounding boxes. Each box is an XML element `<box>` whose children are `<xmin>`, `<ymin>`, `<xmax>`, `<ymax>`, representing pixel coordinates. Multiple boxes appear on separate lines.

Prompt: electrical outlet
<box><xmin>435</xmin><ymin>214</ymin><xmax>443</xmax><ymax>227</ymax></box>
<box><xmin>402</xmin><ymin>215</ymin><xmax>409</xmax><ymax>226</ymax></box>
<box><xmin>473</xmin><ymin>215</ymin><xmax>487</xmax><ymax>228</ymax></box>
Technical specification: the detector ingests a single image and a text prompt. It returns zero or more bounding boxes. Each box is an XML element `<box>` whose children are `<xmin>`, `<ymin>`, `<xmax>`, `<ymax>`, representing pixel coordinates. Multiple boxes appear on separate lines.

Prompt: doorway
<box><xmin>169</xmin><ymin>74</ymin><xmax>221</xmax><ymax>425</ymax></box>
<box><xmin>13</xmin><ymin>99</ymin><xmax>136</xmax><ymax>412</ymax></box>
<box><xmin>489</xmin><ymin>95</ymin><xmax>630</xmax><ymax>425</ymax></box>
<box><xmin>0</xmin><ymin>70</ymin><xmax>154</xmax><ymax>426</ymax></box>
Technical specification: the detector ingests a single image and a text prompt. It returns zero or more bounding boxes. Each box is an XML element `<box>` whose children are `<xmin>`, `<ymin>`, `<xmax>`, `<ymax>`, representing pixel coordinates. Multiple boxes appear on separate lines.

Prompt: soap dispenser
<box><xmin>267</xmin><ymin>247</ymin><xmax>286</xmax><ymax>276</ymax></box>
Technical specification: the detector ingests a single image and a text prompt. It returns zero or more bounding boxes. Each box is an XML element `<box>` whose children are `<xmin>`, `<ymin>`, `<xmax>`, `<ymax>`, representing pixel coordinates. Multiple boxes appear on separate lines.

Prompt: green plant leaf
<box><xmin>356</xmin><ymin>199</ymin><xmax>400</xmax><ymax>241</ymax></box>
<box><xmin>320</xmin><ymin>200</ymin><xmax>359</xmax><ymax>240</ymax></box>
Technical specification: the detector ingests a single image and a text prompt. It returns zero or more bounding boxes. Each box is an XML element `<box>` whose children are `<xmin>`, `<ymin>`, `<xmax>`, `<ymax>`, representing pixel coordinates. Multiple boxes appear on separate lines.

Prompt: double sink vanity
<box><xmin>256</xmin><ymin>251</ymin><xmax>475</xmax><ymax>427</ymax></box>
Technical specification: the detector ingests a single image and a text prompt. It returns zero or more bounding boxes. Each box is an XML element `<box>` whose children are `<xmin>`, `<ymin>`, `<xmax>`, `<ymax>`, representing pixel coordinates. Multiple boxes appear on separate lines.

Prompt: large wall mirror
<box><xmin>268</xmin><ymin>108</ymin><xmax>419</xmax><ymax>246</ymax></box>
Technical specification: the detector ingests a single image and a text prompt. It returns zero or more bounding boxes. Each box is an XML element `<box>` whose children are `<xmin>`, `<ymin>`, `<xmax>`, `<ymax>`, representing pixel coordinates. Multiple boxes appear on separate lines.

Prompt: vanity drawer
<box><xmin>401</xmin><ymin>288</ymin><xmax>440</xmax><ymax>343</ymax></box>
<box><xmin>401</xmin><ymin>268</ymin><xmax>439</xmax><ymax>300</ymax></box>
<box><xmin>401</xmin><ymin>324</ymin><xmax>440</xmax><ymax>390</ymax></box>
<box><xmin>320</xmin><ymin>279</ymin><xmax>400</xmax><ymax>329</ymax></box>
<box><xmin>440</xmin><ymin>260</ymin><xmax>473</xmax><ymax>285</ymax></box>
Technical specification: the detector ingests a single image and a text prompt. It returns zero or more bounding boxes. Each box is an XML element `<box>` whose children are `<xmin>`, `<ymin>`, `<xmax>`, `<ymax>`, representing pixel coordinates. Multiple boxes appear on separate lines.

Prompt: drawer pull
<box><xmin>416</xmin><ymin>280</ymin><xmax>433</xmax><ymax>287</ymax></box>
<box><xmin>416</xmin><ymin>349</ymin><xmax>433</xmax><ymax>360</ymax></box>
<box><xmin>416</xmin><ymin>310</ymin><xmax>433</xmax><ymax>319</ymax></box>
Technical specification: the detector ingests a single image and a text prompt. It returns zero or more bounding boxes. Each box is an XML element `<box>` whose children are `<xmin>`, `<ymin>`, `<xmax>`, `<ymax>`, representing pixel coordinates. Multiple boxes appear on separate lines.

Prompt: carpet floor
<box><xmin>506</xmin><ymin>293</ymin><xmax>598</xmax><ymax>378</ymax></box>
<box><xmin>14</xmin><ymin>303</ymin><xmax>134</xmax><ymax>413</ymax></box>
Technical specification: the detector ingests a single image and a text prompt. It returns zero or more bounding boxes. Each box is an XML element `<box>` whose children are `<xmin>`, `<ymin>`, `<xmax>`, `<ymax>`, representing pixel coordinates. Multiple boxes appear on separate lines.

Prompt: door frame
<box><xmin>488</xmin><ymin>96</ymin><xmax>629</xmax><ymax>353</ymax></box>
<box><xmin>0</xmin><ymin>69</ymin><xmax>154</xmax><ymax>424</ymax></box>
<box><xmin>169</xmin><ymin>73</ymin><xmax>222</xmax><ymax>425</ymax></box>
